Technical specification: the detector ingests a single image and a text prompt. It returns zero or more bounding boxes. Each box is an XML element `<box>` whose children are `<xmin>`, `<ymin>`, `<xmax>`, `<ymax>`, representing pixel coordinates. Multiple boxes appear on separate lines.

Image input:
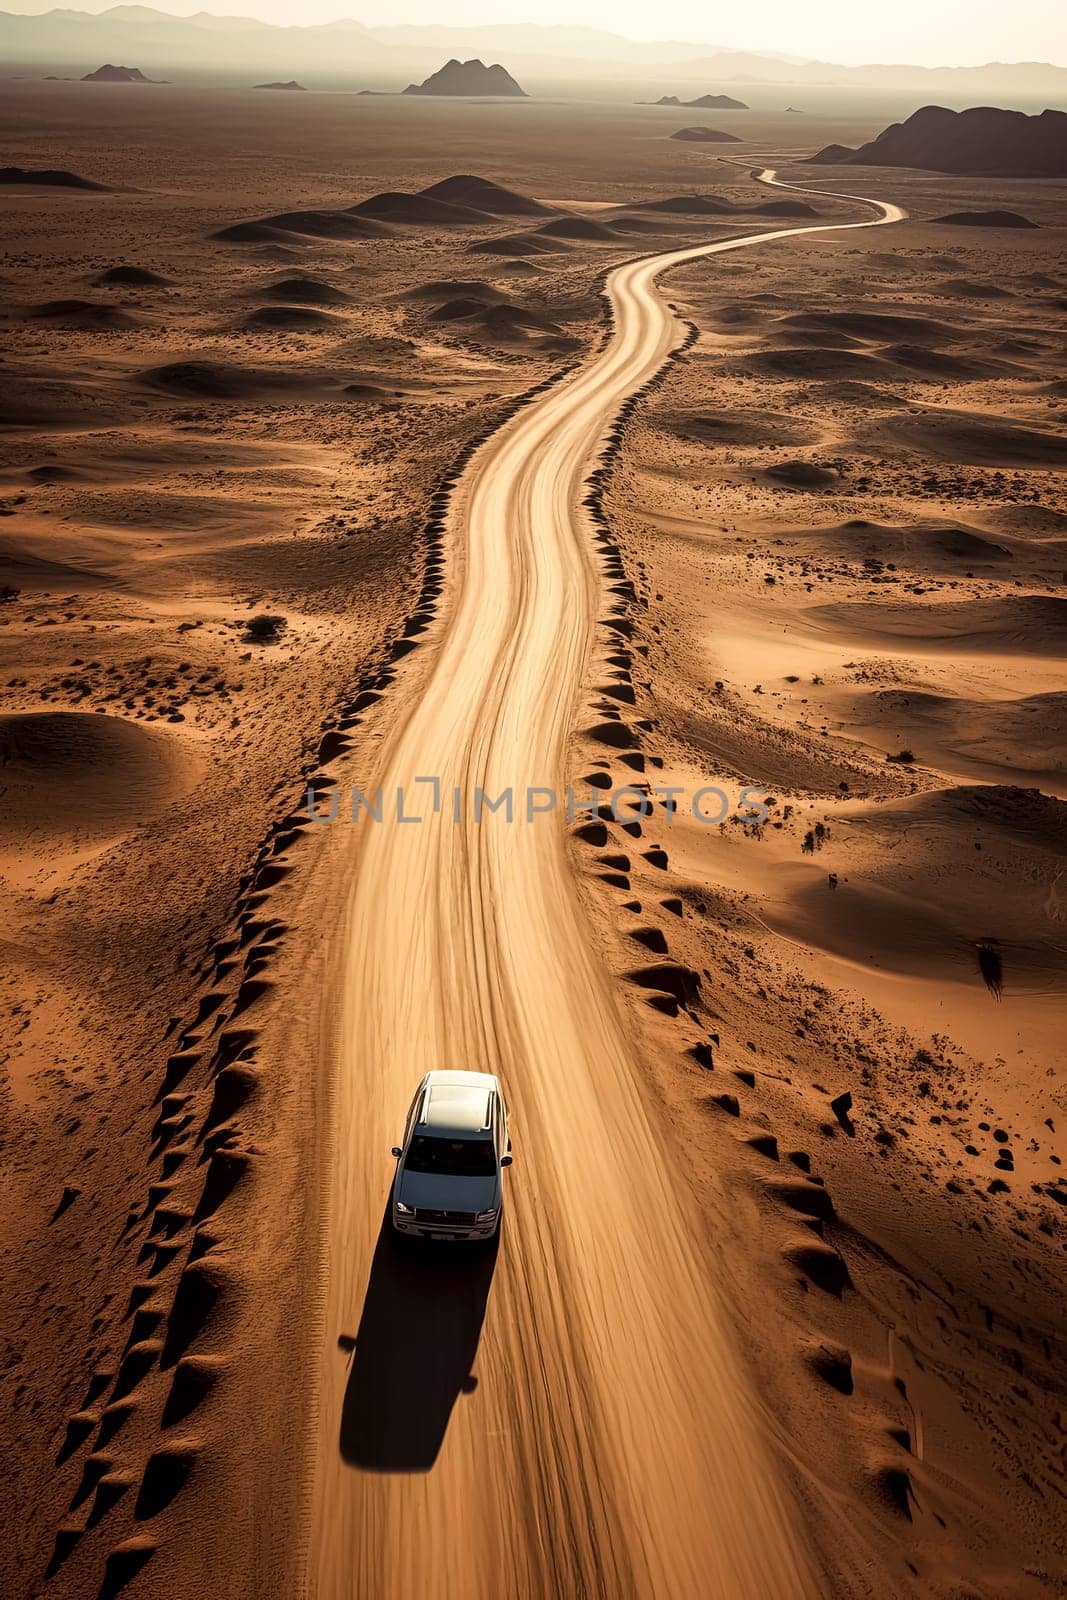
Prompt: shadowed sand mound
<box><xmin>608</xmin><ymin>214</ymin><xmax>693</xmax><ymax>235</ymax></box>
<box><xmin>213</xmin><ymin>210</ymin><xmax>388</xmax><ymax>243</ymax></box>
<box><xmin>638</xmin><ymin>194</ymin><xmax>735</xmax><ymax>215</ymax></box>
<box><xmin>670</xmin><ymin>127</ymin><xmax>741</xmax><ymax>144</ymax></box>
<box><xmin>711</xmin><ymin>303</ymin><xmax>765</xmax><ymax>326</ymax></box>
<box><xmin>754</xmin><ymin>199</ymin><xmax>818</xmax><ymax>217</ymax></box>
<box><xmin>669</xmin><ymin>409</ymin><xmax>819</xmax><ymax>447</ymax></box>
<box><xmin>879</xmin><ymin>343</ymin><xmax>1025</xmax><ymax>380</ymax></box>
<box><xmin>241</xmin><ymin>304</ymin><xmax>344</xmax><ymax>332</ymax></box>
<box><xmin>814</xmin><ymin>380</ymin><xmax>906</xmax><ymax>408</ymax></box>
<box><xmin>992</xmin><ymin>505</ymin><xmax>1067</xmax><ymax>536</ymax></box>
<box><xmin>468</xmin><ymin>233</ymin><xmax>566</xmax><ymax>257</ymax></box>
<box><xmin>93</xmin><ymin>265</ymin><xmax>171</xmax><ymax>287</ymax></box>
<box><xmin>773</xmin><ymin>785</ymin><xmax>1067</xmax><ymax>988</ymax></box>
<box><xmin>0</xmin><ymin>539</ymin><xmax>118</xmax><ymax>591</ymax></box>
<box><xmin>351</xmin><ymin>191</ymin><xmax>488</xmax><ymax>225</ymax></box>
<box><xmin>859</xmin><ymin>689</ymin><xmax>1067</xmax><ymax>778</ymax></box>
<box><xmin>402</xmin><ymin>278</ymin><xmax>506</xmax><ymax>302</ymax></box>
<box><xmin>931</xmin><ymin>277</ymin><xmax>1014</xmax><ymax>298</ymax></box>
<box><xmin>137</xmin><ymin>360</ymin><xmax>312</xmax><ymax>398</ymax></box>
<box><xmin>883</xmin><ymin>783</ymin><xmax>1067</xmax><ymax>849</ymax></box>
<box><xmin>810</xmin><ymin>594</ymin><xmax>1067</xmax><ymax>653</ymax></box>
<box><xmin>251</xmin><ymin>275</ymin><xmax>350</xmax><ymax>306</ymax></box>
<box><xmin>536</xmin><ymin>216</ymin><xmax>618</xmax><ymax>240</ymax></box>
<box><xmin>28</xmin><ymin>298</ymin><xmax>137</xmax><ymax>328</ymax></box>
<box><xmin>0</xmin><ymin>711</ymin><xmax>189</xmax><ymax>846</ymax></box>
<box><xmin>420</xmin><ymin>175</ymin><xmax>550</xmax><ymax>216</ymax></box>
<box><xmin>791</xmin><ymin>518</ymin><xmax>1012</xmax><ymax>568</ymax></box>
<box><xmin>0</xmin><ymin>165</ymin><xmax>107</xmax><ymax>190</ymax></box>
<box><xmin>782</xmin><ymin>308</ymin><xmax>958</xmax><ymax>343</ymax></box>
<box><xmin>735</xmin><ymin>346</ymin><xmax>888</xmax><ymax>380</ymax></box>
<box><xmin>764</xmin><ymin>460</ymin><xmax>840</xmax><ymax>489</ymax></box>
<box><xmin>887</xmin><ymin>412</ymin><xmax>1067</xmax><ymax>468</ymax></box>
<box><xmin>428</xmin><ymin>297</ymin><xmax>500</xmax><ymax>320</ymax></box>
<box><xmin>430</xmin><ymin>298</ymin><xmax>561</xmax><ymax>340</ymax></box>
<box><xmin>934</xmin><ymin>210</ymin><xmax>1038</xmax><ymax>228</ymax></box>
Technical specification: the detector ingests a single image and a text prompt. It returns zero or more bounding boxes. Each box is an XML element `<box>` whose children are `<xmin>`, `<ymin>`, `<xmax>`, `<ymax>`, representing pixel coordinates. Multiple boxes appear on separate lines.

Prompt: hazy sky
<box><xmin>358</xmin><ymin>1</ymin><xmax>1066</xmax><ymax>66</ymax></box>
<box><xmin>27</xmin><ymin>0</ymin><xmax>1067</xmax><ymax>67</ymax></box>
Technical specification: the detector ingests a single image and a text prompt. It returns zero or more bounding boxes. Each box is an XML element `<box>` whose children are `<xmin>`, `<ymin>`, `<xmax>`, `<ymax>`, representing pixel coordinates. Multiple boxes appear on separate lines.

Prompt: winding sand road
<box><xmin>310</xmin><ymin>172</ymin><xmax>904</xmax><ymax>1600</ymax></box>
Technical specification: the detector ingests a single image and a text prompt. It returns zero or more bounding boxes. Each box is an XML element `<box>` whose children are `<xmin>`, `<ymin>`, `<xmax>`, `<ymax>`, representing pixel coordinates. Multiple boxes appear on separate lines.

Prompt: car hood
<box><xmin>396</xmin><ymin>1169</ymin><xmax>499</xmax><ymax>1213</ymax></box>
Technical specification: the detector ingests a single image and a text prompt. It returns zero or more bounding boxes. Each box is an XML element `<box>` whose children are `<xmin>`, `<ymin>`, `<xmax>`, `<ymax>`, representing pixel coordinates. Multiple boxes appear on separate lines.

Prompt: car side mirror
<box><xmin>390</xmin><ymin>1146</ymin><xmax>402</xmax><ymax>1159</ymax></box>
<box><xmin>500</xmin><ymin>1154</ymin><xmax>513</xmax><ymax>1167</ymax></box>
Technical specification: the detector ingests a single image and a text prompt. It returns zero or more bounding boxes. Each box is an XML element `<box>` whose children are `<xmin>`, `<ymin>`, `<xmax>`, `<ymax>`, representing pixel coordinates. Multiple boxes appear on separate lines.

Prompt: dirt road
<box><xmin>310</xmin><ymin>174</ymin><xmax>904</xmax><ymax>1600</ymax></box>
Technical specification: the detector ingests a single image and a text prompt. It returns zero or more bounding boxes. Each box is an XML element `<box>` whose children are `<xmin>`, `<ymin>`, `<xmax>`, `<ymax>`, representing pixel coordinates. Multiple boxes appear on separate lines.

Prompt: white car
<box><xmin>391</xmin><ymin>1069</ymin><xmax>511</xmax><ymax>1241</ymax></box>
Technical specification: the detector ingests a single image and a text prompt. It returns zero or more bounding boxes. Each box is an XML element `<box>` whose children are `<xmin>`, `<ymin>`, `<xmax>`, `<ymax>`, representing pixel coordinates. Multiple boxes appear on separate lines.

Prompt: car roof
<box><xmin>418</xmin><ymin>1070</ymin><xmax>498</xmax><ymax>1136</ymax></box>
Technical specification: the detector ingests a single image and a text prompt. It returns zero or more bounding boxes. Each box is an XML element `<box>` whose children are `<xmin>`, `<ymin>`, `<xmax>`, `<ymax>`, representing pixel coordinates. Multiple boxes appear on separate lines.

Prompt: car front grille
<box><xmin>413</xmin><ymin>1209</ymin><xmax>478</xmax><ymax>1227</ymax></box>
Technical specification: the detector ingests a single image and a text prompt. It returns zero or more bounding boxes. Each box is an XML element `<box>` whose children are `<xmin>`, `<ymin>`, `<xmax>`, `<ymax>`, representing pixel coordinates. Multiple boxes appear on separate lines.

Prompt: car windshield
<box><xmin>405</xmin><ymin>1134</ymin><xmax>497</xmax><ymax>1177</ymax></box>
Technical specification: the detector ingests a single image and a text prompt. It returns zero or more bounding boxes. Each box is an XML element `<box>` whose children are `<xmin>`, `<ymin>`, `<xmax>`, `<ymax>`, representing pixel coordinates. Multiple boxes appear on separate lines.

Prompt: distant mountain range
<box><xmin>1</xmin><ymin>7</ymin><xmax>1065</xmax><ymax>101</ymax></box>
<box><xmin>809</xmin><ymin>104</ymin><xmax>1067</xmax><ymax>175</ymax></box>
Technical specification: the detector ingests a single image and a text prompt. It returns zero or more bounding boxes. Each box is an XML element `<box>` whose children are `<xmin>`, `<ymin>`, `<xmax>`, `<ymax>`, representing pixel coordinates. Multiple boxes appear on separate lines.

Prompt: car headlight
<box><xmin>475</xmin><ymin>1209</ymin><xmax>498</xmax><ymax>1223</ymax></box>
<box><xmin>394</xmin><ymin>1201</ymin><xmax>414</xmax><ymax>1215</ymax></box>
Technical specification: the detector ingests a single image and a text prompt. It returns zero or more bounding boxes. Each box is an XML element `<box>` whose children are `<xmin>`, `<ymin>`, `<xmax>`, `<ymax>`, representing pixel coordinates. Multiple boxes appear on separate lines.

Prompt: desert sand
<box><xmin>1</xmin><ymin>81</ymin><xmax>1065</xmax><ymax>1600</ymax></box>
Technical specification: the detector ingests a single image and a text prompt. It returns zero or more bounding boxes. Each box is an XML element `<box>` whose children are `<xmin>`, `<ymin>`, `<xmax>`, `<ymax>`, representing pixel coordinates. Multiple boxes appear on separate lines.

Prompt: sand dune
<box><xmin>638</xmin><ymin>193</ymin><xmax>736</xmax><ymax>215</ymax></box>
<box><xmin>812</xmin><ymin>378</ymin><xmax>906</xmax><ymax>407</ymax></box>
<box><xmin>854</xmin><ymin>688</ymin><xmax>1067</xmax><ymax>782</ymax></box>
<box><xmin>0</xmin><ymin>538</ymin><xmax>118</xmax><ymax>592</ymax></box>
<box><xmin>93</xmin><ymin>264</ymin><xmax>171</xmax><ymax>287</ymax></box>
<box><xmin>420</xmin><ymin>175</ymin><xmax>550</xmax><ymax>216</ymax></box>
<box><xmin>432</xmin><ymin>299</ymin><xmax>563</xmax><ymax>343</ymax></box>
<box><xmin>810</xmin><ymin>594</ymin><xmax>1067</xmax><ymax>653</ymax></box>
<box><xmin>764</xmin><ymin>459</ymin><xmax>841</xmax><ymax>489</ymax></box>
<box><xmin>735</xmin><ymin>345</ymin><xmax>889</xmax><ymax>380</ymax></box>
<box><xmin>468</xmin><ymin>231</ymin><xmax>567</xmax><ymax>255</ymax></box>
<box><xmin>214</xmin><ymin>210</ymin><xmax>387</xmax><ymax>243</ymax></box>
<box><xmin>784</xmin><ymin>517</ymin><xmax>1012</xmax><ymax>568</ymax></box>
<box><xmin>887</xmin><ymin>411</ymin><xmax>1067</xmax><ymax>467</ymax></box>
<box><xmin>934</xmin><ymin>208</ymin><xmax>1038</xmax><ymax>227</ymax></box>
<box><xmin>0</xmin><ymin>164</ymin><xmax>107</xmax><ymax>190</ymax></box>
<box><xmin>670</xmin><ymin>127</ymin><xmax>741</xmax><ymax>144</ymax></box>
<box><xmin>537</xmin><ymin>215</ymin><xmax>618</xmax><ymax>240</ymax></box>
<box><xmin>782</xmin><ymin>307</ymin><xmax>957</xmax><ymax>342</ymax></box>
<box><xmin>878</xmin><ymin>341</ymin><xmax>1024</xmax><ymax>379</ymax></box>
<box><xmin>0</xmin><ymin>710</ymin><xmax>190</xmax><ymax>849</ymax></box>
<box><xmin>240</xmin><ymin>304</ymin><xmax>343</xmax><ymax>332</ymax></box>
<box><xmin>352</xmin><ymin>190</ymin><xmax>490</xmax><ymax>225</ymax></box>
<box><xmin>401</xmin><ymin>277</ymin><xmax>506</xmax><ymax>301</ymax></box>
<box><xmin>753</xmin><ymin>199</ymin><xmax>818</xmax><ymax>217</ymax></box>
<box><xmin>667</xmin><ymin>408</ymin><xmax>819</xmax><ymax>447</ymax></box>
<box><xmin>766</xmin><ymin>783</ymin><xmax>1067</xmax><ymax>993</ymax></box>
<box><xmin>931</xmin><ymin>275</ymin><xmax>1014</xmax><ymax>297</ymax></box>
<box><xmin>136</xmin><ymin>359</ymin><xmax>315</xmax><ymax>397</ymax></box>
<box><xmin>28</xmin><ymin>298</ymin><xmax>137</xmax><ymax>328</ymax></box>
<box><xmin>250</xmin><ymin>274</ymin><xmax>351</xmax><ymax>305</ymax></box>
<box><xmin>221</xmin><ymin>177</ymin><xmax>555</xmax><ymax>241</ymax></box>
<box><xmin>608</xmin><ymin>213</ymin><xmax>696</xmax><ymax>234</ymax></box>
<box><xmin>992</xmin><ymin>503</ymin><xmax>1067</xmax><ymax>535</ymax></box>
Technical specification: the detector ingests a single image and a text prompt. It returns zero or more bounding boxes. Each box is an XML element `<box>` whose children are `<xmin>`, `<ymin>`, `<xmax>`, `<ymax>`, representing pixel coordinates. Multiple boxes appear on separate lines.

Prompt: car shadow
<box><xmin>338</xmin><ymin>1206</ymin><xmax>499</xmax><ymax>1473</ymax></box>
